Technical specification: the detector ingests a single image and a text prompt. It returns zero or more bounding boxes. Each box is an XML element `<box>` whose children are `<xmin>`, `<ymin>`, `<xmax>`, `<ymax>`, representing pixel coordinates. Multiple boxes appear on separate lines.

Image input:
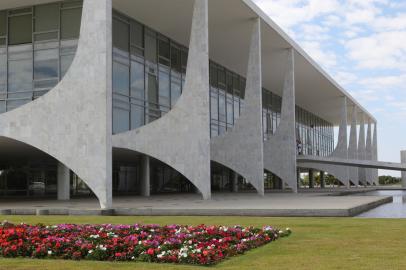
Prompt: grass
<box><xmin>0</xmin><ymin>215</ymin><xmax>405</xmax><ymax>270</ymax></box>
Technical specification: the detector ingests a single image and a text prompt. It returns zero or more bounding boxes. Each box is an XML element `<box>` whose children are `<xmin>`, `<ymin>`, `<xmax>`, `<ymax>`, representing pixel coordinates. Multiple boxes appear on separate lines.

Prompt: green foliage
<box><xmin>379</xmin><ymin>175</ymin><xmax>401</xmax><ymax>185</ymax></box>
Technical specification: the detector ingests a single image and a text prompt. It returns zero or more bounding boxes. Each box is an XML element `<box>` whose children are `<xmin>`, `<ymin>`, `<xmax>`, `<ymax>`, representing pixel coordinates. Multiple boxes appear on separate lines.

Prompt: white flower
<box><xmin>88</xmin><ymin>250</ymin><xmax>93</xmax><ymax>254</ymax></box>
<box><xmin>97</xmin><ymin>245</ymin><xmax>107</xmax><ymax>251</ymax></box>
<box><xmin>47</xmin><ymin>250</ymin><xmax>52</xmax><ymax>255</ymax></box>
<box><xmin>131</xmin><ymin>256</ymin><xmax>135</xmax><ymax>260</ymax></box>
<box><xmin>90</xmin><ymin>234</ymin><xmax>100</xmax><ymax>239</ymax></box>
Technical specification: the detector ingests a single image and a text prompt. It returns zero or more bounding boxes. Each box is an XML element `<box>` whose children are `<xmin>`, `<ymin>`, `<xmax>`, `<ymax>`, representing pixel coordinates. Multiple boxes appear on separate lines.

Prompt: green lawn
<box><xmin>0</xmin><ymin>215</ymin><xmax>405</xmax><ymax>270</ymax></box>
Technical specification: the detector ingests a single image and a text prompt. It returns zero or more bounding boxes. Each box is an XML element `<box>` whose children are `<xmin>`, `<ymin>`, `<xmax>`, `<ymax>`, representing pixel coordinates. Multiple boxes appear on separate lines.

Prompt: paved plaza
<box><xmin>0</xmin><ymin>189</ymin><xmax>392</xmax><ymax>217</ymax></box>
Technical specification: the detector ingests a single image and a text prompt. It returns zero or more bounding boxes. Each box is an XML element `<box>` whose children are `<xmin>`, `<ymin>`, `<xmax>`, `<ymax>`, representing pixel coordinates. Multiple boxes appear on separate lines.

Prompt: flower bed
<box><xmin>0</xmin><ymin>221</ymin><xmax>291</xmax><ymax>265</ymax></box>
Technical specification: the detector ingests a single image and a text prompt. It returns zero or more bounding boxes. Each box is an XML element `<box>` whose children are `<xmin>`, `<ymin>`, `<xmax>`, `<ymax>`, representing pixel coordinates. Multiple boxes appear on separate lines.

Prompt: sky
<box><xmin>253</xmin><ymin>0</ymin><xmax>406</xmax><ymax>176</ymax></box>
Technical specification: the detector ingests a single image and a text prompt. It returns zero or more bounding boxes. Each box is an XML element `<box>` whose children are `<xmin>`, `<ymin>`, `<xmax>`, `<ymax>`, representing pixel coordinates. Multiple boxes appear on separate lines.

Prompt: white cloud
<box><xmin>333</xmin><ymin>71</ymin><xmax>358</xmax><ymax>86</ymax></box>
<box><xmin>300</xmin><ymin>41</ymin><xmax>338</xmax><ymax>69</ymax></box>
<box><xmin>253</xmin><ymin>0</ymin><xmax>340</xmax><ymax>30</ymax></box>
<box><xmin>345</xmin><ymin>31</ymin><xmax>406</xmax><ymax>70</ymax></box>
<box><xmin>359</xmin><ymin>74</ymin><xmax>406</xmax><ymax>90</ymax></box>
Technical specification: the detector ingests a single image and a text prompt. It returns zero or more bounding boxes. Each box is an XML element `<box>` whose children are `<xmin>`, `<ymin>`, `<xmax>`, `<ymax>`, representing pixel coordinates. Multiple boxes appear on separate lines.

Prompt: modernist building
<box><xmin>0</xmin><ymin>0</ymin><xmax>381</xmax><ymax>209</ymax></box>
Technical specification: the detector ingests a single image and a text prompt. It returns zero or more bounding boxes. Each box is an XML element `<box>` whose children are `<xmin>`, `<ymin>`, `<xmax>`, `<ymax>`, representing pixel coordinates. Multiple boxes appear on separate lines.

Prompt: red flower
<box><xmin>147</xmin><ymin>248</ymin><xmax>155</xmax><ymax>256</ymax></box>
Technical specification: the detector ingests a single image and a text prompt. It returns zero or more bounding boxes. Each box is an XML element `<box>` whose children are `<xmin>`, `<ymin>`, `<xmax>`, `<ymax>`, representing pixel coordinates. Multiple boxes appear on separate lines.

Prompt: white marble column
<box><xmin>57</xmin><ymin>162</ymin><xmax>70</xmax><ymax>201</ymax></box>
<box><xmin>348</xmin><ymin>105</ymin><xmax>358</xmax><ymax>185</ymax></box>
<box><xmin>263</xmin><ymin>48</ymin><xmax>297</xmax><ymax>192</ymax></box>
<box><xmin>365</xmin><ymin>120</ymin><xmax>373</xmax><ymax>185</ymax></box>
<box><xmin>210</xmin><ymin>17</ymin><xmax>264</xmax><ymax>195</ymax></box>
<box><xmin>140</xmin><ymin>155</ymin><xmax>150</xmax><ymax>197</ymax></box>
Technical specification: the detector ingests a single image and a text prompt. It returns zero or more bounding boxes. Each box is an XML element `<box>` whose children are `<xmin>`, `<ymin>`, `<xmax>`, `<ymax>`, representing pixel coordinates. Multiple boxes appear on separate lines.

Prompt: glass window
<box><xmin>158</xmin><ymin>68</ymin><xmax>170</xmax><ymax>110</ymax></box>
<box><xmin>171</xmin><ymin>45</ymin><xmax>181</xmax><ymax>73</ymax></box>
<box><xmin>113</xmin><ymin>18</ymin><xmax>129</xmax><ymax>53</ymax></box>
<box><xmin>60</xmin><ymin>54</ymin><xmax>75</xmax><ymax>78</ymax></box>
<box><xmin>218</xmin><ymin>68</ymin><xmax>225</xmax><ymax>90</ymax></box>
<box><xmin>34</xmin><ymin>4</ymin><xmax>59</xmax><ymax>32</ymax></box>
<box><xmin>210</xmin><ymin>89</ymin><xmax>218</xmax><ymax>121</ymax></box>
<box><xmin>60</xmin><ymin>40</ymin><xmax>78</xmax><ymax>78</ymax></box>
<box><xmin>233</xmin><ymin>97</ymin><xmax>240</xmax><ymax>121</ymax></box>
<box><xmin>130</xmin><ymin>20</ymin><xmax>143</xmax><ymax>48</ymax></box>
<box><xmin>158</xmin><ymin>37</ymin><xmax>170</xmax><ymax>65</ymax></box>
<box><xmin>113</xmin><ymin>61</ymin><xmax>129</xmax><ymax>96</ymax></box>
<box><xmin>8</xmin><ymin>45</ymin><xmax>33</xmax><ymax>99</ymax></box>
<box><xmin>61</xmin><ymin>7</ymin><xmax>82</xmax><ymax>39</ymax></box>
<box><xmin>145</xmin><ymin>30</ymin><xmax>156</xmax><ymax>64</ymax></box>
<box><xmin>0</xmin><ymin>11</ymin><xmax>6</xmax><ymax>36</ymax></box>
<box><xmin>226</xmin><ymin>71</ymin><xmax>233</xmax><ymax>94</ymax></box>
<box><xmin>130</xmin><ymin>60</ymin><xmax>144</xmax><ymax>100</ymax></box>
<box><xmin>34</xmin><ymin>48</ymin><xmax>59</xmax><ymax>80</ymax></box>
<box><xmin>113</xmin><ymin>107</ymin><xmax>129</xmax><ymax>134</ymax></box>
<box><xmin>130</xmin><ymin>104</ymin><xmax>144</xmax><ymax>130</ymax></box>
<box><xmin>181</xmin><ymin>50</ymin><xmax>187</xmax><ymax>74</ymax></box>
<box><xmin>226</xmin><ymin>94</ymin><xmax>233</xmax><ymax>126</ymax></box>
<box><xmin>171</xmin><ymin>74</ymin><xmax>181</xmax><ymax>107</ymax></box>
<box><xmin>0</xmin><ymin>101</ymin><xmax>5</xmax><ymax>113</ymax></box>
<box><xmin>0</xmin><ymin>52</ymin><xmax>6</xmax><ymax>95</ymax></box>
<box><xmin>147</xmin><ymin>73</ymin><xmax>158</xmax><ymax>122</ymax></box>
<box><xmin>219</xmin><ymin>92</ymin><xmax>226</xmax><ymax>123</ymax></box>
<box><xmin>210</xmin><ymin>63</ymin><xmax>217</xmax><ymax>88</ymax></box>
<box><xmin>130</xmin><ymin>60</ymin><xmax>145</xmax><ymax>129</ymax></box>
<box><xmin>9</xmin><ymin>14</ymin><xmax>32</xmax><ymax>45</ymax></box>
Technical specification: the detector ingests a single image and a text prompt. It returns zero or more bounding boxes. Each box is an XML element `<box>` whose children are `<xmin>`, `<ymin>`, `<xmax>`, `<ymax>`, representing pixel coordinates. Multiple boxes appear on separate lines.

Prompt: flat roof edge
<box><xmin>241</xmin><ymin>0</ymin><xmax>377</xmax><ymax>123</ymax></box>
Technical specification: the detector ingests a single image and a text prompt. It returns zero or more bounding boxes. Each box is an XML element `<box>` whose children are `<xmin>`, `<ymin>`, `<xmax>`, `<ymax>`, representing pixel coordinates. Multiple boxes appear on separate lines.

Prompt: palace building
<box><xmin>0</xmin><ymin>0</ymin><xmax>379</xmax><ymax>208</ymax></box>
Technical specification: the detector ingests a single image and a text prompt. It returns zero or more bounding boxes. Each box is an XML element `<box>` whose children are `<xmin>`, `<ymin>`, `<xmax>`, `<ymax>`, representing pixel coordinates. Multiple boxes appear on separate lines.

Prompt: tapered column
<box><xmin>263</xmin><ymin>48</ymin><xmax>297</xmax><ymax>192</ymax></box>
<box><xmin>57</xmin><ymin>163</ymin><xmax>70</xmax><ymax>201</ymax></box>
<box><xmin>0</xmin><ymin>0</ymin><xmax>113</xmax><ymax>209</ymax></box>
<box><xmin>365</xmin><ymin>120</ymin><xmax>373</xmax><ymax>184</ymax></box>
<box><xmin>348</xmin><ymin>105</ymin><xmax>358</xmax><ymax>185</ymax></box>
<box><xmin>210</xmin><ymin>17</ymin><xmax>264</xmax><ymax>195</ymax></box>
<box><xmin>112</xmin><ymin>0</ymin><xmax>211</xmax><ymax>200</ymax></box>
<box><xmin>140</xmin><ymin>155</ymin><xmax>150</xmax><ymax>197</ymax></box>
<box><xmin>358</xmin><ymin>113</ymin><xmax>367</xmax><ymax>185</ymax></box>
<box><xmin>401</xmin><ymin>151</ymin><xmax>406</xmax><ymax>188</ymax></box>
<box><xmin>297</xmin><ymin>96</ymin><xmax>349</xmax><ymax>187</ymax></box>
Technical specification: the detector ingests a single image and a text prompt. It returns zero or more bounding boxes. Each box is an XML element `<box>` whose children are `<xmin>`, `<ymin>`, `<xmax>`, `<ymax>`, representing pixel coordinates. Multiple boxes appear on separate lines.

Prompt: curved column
<box><xmin>365</xmin><ymin>120</ymin><xmax>373</xmax><ymax>185</ymax></box>
<box><xmin>299</xmin><ymin>96</ymin><xmax>350</xmax><ymax>187</ymax></box>
<box><xmin>348</xmin><ymin>105</ymin><xmax>358</xmax><ymax>185</ymax></box>
<box><xmin>112</xmin><ymin>0</ymin><xmax>211</xmax><ymax>199</ymax></box>
<box><xmin>0</xmin><ymin>0</ymin><xmax>113</xmax><ymax>208</ymax></box>
<box><xmin>263</xmin><ymin>48</ymin><xmax>297</xmax><ymax>192</ymax></box>
<box><xmin>372</xmin><ymin>123</ymin><xmax>379</xmax><ymax>185</ymax></box>
<box><xmin>358</xmin><ymin>113</ymin><xmax>367</xmax><ymax>185</ymax></box>
<box><xmin>210</xmin><ymin>18</ymin><xmax>264</xmax><ymax>195</ymax></box>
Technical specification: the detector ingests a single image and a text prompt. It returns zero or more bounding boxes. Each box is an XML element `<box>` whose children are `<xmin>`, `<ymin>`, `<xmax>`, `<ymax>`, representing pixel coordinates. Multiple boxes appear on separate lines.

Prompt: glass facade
<box><xmin>0</xmin><ymin>1</ymin><xmax>82</xmax><ymax>113</ymax></box>
<box><xmin>112</xmin><ymin>10</ymin><xmax>334</xmax><ymax>157</ymax></box>
<box><xmin>295</xmin><ymin>107</ymin><xmax>334</xmax><ymax>156</ymax></box>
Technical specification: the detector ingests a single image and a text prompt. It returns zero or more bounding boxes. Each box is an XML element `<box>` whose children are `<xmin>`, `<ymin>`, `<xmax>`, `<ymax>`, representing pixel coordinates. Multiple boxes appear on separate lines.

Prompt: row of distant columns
<box><xmin>350</xmin><ymin>106</ymin><xmax>378</xmax><ymax>186</ymax></box>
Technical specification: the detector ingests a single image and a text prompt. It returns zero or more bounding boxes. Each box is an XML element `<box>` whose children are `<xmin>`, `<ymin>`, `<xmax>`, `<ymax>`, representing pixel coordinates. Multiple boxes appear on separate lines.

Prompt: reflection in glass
<box><xmin>158</xmin><ymin>68</ymin><xmax>170</xmax><ymax>111</ymax></box>
<box><xmin>8</xmin><ymin>45</ymin><xmax>33</xmax><ymax>99</ymax></box>
<box><xmin>34</xmin><ymin>49</ymin><xmax>59</xmax><ymax>80</ymax></box>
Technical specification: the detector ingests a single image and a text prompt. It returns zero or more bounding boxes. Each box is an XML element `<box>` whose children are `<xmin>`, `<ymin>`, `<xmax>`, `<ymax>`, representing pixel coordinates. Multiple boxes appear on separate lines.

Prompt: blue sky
<box><xmin>253</xmin><ymin>0</ymin><xmax>406</xmax><ymax>176</ymax></box>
